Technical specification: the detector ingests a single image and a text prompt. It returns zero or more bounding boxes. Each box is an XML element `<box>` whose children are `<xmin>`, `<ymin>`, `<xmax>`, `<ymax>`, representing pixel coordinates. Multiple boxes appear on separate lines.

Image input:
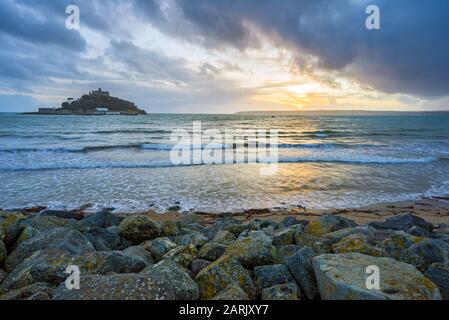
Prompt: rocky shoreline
<box><xmin>1</xmin><ymin>202</ymin><xmax>449</xmax><ymax>300</ymax></box>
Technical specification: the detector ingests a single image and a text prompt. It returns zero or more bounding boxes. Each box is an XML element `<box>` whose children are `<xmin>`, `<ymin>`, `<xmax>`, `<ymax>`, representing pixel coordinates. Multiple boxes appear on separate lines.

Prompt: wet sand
<box><xmin>132</xmin><ymin>196</ymin><xmax>449</xmax><ymax>232</ymax></box>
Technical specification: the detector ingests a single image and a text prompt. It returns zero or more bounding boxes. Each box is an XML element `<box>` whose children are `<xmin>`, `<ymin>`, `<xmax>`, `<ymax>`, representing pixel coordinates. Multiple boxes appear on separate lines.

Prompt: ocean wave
<box><xmin>0</xmin><ymin>156</ymin><xmax>440</xmax><ymax>172</ymax></box>
<box><xmin>0</xmin><ymin>142</ymin><xmax>372</xmax><ymax>153</ymax></box>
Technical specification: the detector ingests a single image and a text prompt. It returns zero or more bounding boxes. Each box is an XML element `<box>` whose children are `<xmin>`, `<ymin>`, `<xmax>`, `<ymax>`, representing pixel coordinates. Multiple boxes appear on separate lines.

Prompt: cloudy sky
<box><xmin>0</xmin><ymin>0</ymin><xmax>448</xmax><ymax>113</ymax></box>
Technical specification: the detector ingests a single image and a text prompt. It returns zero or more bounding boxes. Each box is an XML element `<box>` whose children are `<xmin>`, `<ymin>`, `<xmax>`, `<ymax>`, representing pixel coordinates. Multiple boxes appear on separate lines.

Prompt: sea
<box><xmin>1</xmin><ymin>113</ymin><xmax>449</xmax><ymax>213</ymax></box>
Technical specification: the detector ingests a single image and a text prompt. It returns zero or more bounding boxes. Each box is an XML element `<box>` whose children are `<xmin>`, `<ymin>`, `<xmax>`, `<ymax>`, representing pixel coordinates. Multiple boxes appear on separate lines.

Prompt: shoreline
<box><xmin>7</xmin><ymin>195</ymin><xmax>449</xmax><ymax>226</ymax></box>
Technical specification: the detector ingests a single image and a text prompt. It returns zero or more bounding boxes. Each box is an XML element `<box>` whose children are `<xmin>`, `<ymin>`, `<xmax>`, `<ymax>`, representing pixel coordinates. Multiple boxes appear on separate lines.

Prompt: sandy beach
<box><xmin>138</xmin><ymin>196</ymin><xmax>449</xmax><ymax>231</ymax></box>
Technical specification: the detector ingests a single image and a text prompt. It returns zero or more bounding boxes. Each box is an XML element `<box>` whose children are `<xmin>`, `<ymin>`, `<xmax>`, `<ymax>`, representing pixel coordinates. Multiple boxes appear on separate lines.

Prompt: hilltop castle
<box><xmin>89</xmin><ymin>88</ymin><xmax>110</xmax><ymax>97</ymax></box>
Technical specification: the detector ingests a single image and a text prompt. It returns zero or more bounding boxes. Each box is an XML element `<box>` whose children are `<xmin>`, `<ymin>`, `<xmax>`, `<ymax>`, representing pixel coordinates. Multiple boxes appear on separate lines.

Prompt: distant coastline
<box><xmin>235</xmin><ymin>110</ymin><xmax>449</xmax><ymax>116</ymax></box>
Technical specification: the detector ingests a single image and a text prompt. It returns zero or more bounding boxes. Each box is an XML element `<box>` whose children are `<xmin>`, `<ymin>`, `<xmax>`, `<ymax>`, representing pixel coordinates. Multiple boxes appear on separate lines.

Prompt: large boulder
<box><xmin>203</xmin><ymin>218</ymin><xmax>242</xmax><ymax>239</ymax></box>
<box><xmin>142</xmin><ymin>259</ymin><xmax>199</xmax><ymax>300</ymax></box>
<box><xmin>163</xmin><ymin>244</ymin><xmax>198</xmax><ymax>268</ymax></box>
<box><xmin>145</xmin><ymin>237</ymin><xmax>177</xmax><ymax>262</ymax></box>
<box><xmin>0</xmin><ymin>282</ymin><xmax>54</xmax><ymax>300</ymax></box>
<box><xmin>195</xmin><ymin>255</ymin><xmax>256</xmax><ymax>300</ymax></box>
<box><xmin>378</xmin><ymin>231</ymin><xmax>424</xmax><ymax>269</ymax></box>
<box><xmin>313</xmin><ymin>253</ymin><xmax>441</xmax><ymax>300</ymax></box>
<box><xmin>118</xmin><ymin>215</ymin><xmax>161</xmax><ymax>244</ymax></box>
<box><xmin>1</xmin><ymin>212</ymin><xmax>26</xmax><ymax>242</ymax></box>
<box><xmin>369</xmin><ymin>213</ymin><xmax>433</xmax><ymax>235</ymax></box>
<box><xmin>253</xmin><ymin>264</ymin><xmax>296</xmax><ymax>293</ymax></box>
<box><xmin>332</xmin><ymin>234</ymin><xmax>386</xmax><ymax>257</ymax></box>
<box><xmin>0</xmin><ymin>248</ymin><xmax>146</xmax><ymax>293</ymax></box>
<box><xmin>410</xmin><ymin>239</ymin><xmax>449</xmax><ymax>269</ymax></box>
<box><xmin>121</xmin><ymin>246</ymin><xmax>154</xmax><ymax>267</ymax></box>
<box><xmin>4</xmin><ymin>228</ymin><xmax>95</xmax><ymax>272</ymax></box>
<box><xmin>322</xmin><ymin>227</ymin><xmax>375</xmax><ymax>246</ymax></box>
<box><xmin>4</xmin><ymin>216</ymin><xmax>81</xmax><ymax>249</ymax></box>
<box><xmin>82</xmin><ymin>227</ymin><xmax>130</xmax><ymax>251</ymax></box>
<box><xmin>190</xmin><ymin>259</ymin><xmax>212</xmax><ymax>276</ymax></box>
<box><xmin>274</xmin><ymin>245</ymin><xmax>302</xmax><ymax>264</ymax></box>
<box><xmin>287</xmin><ymin>246</ymin><xmax>318</xmax><ymax>300</ymax></box>
<box><xmin>199</xmin><ymin>243</ymin><xmax>227</xmax><ymax>261</ymax></box>
<box><xmin>261</xmin><ymin>283</ymin><xmax>299</xmax><ymax>300</ymax></box>
<box><xmin>425</xmin><ymin>263</ymin><xmax>449</xmax><ymax>300</ymax></box>
<box><xmin>82</xmin><ymin>211</ymin><xmax>123</xmax><ymax>228</ymax></box>
<box><xmin>160</xmin><ymin>220</ymin><xmax>183</xmax><ymax>237</ymax></box>
<box><xmin>306</xmin><ymin>216</ymin><xmax>357</xmax><ymax>237</ymax></box>
<box><xmin>212</xmin><ymin>230</ymin><xmax>236</xmax><ymax>245</ymax></box>
<box><xmin>53</xmin><ymin>274</ymin><xmax>170</xmax><ymax>300</ymax></box>
<box><xmin>224</xmin><ymin>233</ymin><xmax>276</xmax><ymax>268</ymax></box>
<box><xmin>174</xmin><ymin>232</ymin><xmax>208</xmax><ymax>249</ymax></box>
<box><xmin>272</xmin><ymin>227</ymin><xmax>298</xmax><ymax>245</ymax></box>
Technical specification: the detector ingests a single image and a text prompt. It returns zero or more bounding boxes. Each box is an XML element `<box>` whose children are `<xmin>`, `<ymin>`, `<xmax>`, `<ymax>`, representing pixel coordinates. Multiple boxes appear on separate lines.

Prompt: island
<box><xmin>25</xmin><ymin>89</ymin><xmax>147</xmax><ymax>115</ymax></box>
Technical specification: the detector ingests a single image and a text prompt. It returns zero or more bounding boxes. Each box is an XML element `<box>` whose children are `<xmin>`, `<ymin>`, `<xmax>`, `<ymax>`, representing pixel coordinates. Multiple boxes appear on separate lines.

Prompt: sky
<box><xmin>0</xmin><ymin>0</ymin><xmax>448</xmax><ymax>113</ymax></box>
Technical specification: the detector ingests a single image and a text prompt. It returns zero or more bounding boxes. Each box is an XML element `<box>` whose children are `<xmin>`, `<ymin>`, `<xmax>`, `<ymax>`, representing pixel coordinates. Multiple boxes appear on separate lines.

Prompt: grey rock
<box><xmin>279</xmin><ymin>217</ymin><xmax>303</xmax><ymax>229</ymax></box>
<box><xmin>53</xmin><ymin>273</ymin><xmax>180</xmax><ymax>300</ymax></box>
<box><xmin>425</xmin><ymin>263</ymin><xmax>449</xmax><ymax>300</ymax></box>
<box><xmin>274</xmin><ymin>245</ymin><xmax>302</xmax><ymax>264</ymax></box>
<box><xmin>313</xmin><ymin>253</ymin><xmax>442</xmax><ymax>300</ymax></box>
<box><xmin>190</xmin><ymin>259</ymin><xmax>212</xmax><ymax>276</ymax></box>
<box><xmin>225</xmin><ymin>233</ymin><xmax>276</xmax><ymax>268</ymax></box>
<box><xmin>287</xmin><ymin>246</ymin><xmax>318</xmax><ymax>300</ymax></box>
<box><xmin>146</xmin><ymin>237</ymin><xmax>177</xmax><ymax>262</ymax></box>
<box><xmin>82</xmin><ymin>211</ymin><xmax>123</xmax><ymax>228</ymax></box>
<box><xmin>369</xmin><ymin>213</ymin><xmax>433</xmax><ymax>234</ymax></box>
<box><xmin>224</xmin><ymin>222</ymin><xmax>259</xmax><ymax>237</ymax></box>
<box><xmin>0</xmin><ymin>282</ymin><xmax>54</xmax><ymax>301</ymax></box>
<box><xmin>82</xmin><ymin>227</ymin><xmax>130</xmax><ymax>251</ymax></box>
<box><xmin>122</xmin><ymin>246</ymin><xmax>154</xmax><ymax>267</ymax></box>
<box><xmin>212</xmin><ymin>230</ymin><xmax>236</xmax><ymax>245</ymax></box>
<box><xmin>4</xmin><ymin>216</ymin><xmax>81</xmax><ymax>249</ymax></box>
<box><xmin>262</xmin><ymin>283</ymin><xmax>299</xmax><ymax>300</ymax></box>
<box><xmin>4</xmin><ymin>228</ymin><xmax>95</xmax><ymax>272</ymax></box>
<box><xmin>174</xmin><ymin>232</ymin><xmax>208</xmax><ymax>249</ymax></box>
<box><xmin>142</xmin><ymin>259</ymin><xmax>199</xmax><ymax>300</ymax></box>
<box><xmin>163</xmin><ymin>244</ymin><xmax>198</xmax><ymax>268</ymax></box>
<box><xmin>272</xmin><ymin>227</ymin><xmax>297</xmax><ymax>245</ymax></box>
<box><xmin>160</xmin><ymin>220</ymin><xmax>183</xmax><ymax>237</ymax></box>
<box><xmin>378</xmin><ymin>231</ymin><xmax>424</xmax><ymax>268</ymax></box>
<box><xmin>118</xmin><ymin>215</ymin><xmax>161</xmax><ymax>244</ymax></box>
<box><xmin>195</xmin><ymin>255</ymin><xmax>256</xmax><ymax>299</ymax></box>
<box><xmin>322</xmin><ymin>227</ymin><xmax>375</xmax><ymax>245</ymax></box>
<box><xmin>199</xmin><ymin>243</ymin><xmax>227</xmax><ymax>261</ymax></box>
<box><xmin>253</xmin><ymin>264</ymin><xmax>296</xmax><ymax>293</ymax></box>
<box><xmin>319</xmin><ymin>215</ymin><xmax>358</xmax><ymax>233</ymax></box>
<box><xmin>1</xmin><ymin>248</ymin><xmax>146</xmax><ymax>293</ymax></box>
<box><xmin>410</xmin><ymin>239</ymin><xmax>449</xmax><ymax>269</ymax></box>
<box><xmin>203</xmin><ymin>218</ymin><xmax>241</xmax><ymax>239</ymax></box>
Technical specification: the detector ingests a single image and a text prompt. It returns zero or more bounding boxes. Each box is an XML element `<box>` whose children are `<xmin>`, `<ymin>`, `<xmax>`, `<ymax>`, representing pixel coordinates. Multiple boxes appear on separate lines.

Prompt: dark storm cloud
<box><xmin>140</xmin><ymin>0</ymin><xmax>449</xmax><ymax>98</ymax></box>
